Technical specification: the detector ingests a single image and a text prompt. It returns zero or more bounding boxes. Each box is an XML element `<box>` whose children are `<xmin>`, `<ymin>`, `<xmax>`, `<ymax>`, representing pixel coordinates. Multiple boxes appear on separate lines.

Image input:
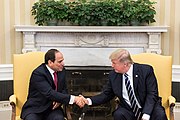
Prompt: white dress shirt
<box><xmin>45</xmin><ymin>65</ymin><xmax>75</xmax><ymax>104</ymax></box>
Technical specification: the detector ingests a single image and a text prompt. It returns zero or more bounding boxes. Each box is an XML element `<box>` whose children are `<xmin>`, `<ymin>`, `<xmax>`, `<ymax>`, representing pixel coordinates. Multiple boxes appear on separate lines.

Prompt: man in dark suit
<box><xmin>85</xmin><ymin>49</ymin><xmax>167</xmax><ymax>120</ymax></box>
<box><xmin>21</xmin><ymin>49</ymin><xmax>85</xmax><ymax>120</ymax></box>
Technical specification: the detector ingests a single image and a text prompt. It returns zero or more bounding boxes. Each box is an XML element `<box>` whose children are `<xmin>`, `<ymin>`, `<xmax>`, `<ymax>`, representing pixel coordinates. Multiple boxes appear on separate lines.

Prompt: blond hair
<box><xmin>109</xmin><ymin>49</ymin><xmax>133</xmax><ymax>64</ymax></box>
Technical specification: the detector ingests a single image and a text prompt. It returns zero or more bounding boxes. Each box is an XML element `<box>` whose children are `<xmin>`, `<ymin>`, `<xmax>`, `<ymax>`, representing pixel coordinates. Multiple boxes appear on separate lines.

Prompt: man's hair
<box><xmin>109</xmin><ymin>49</ymin><xmax>133</xmax><ymax>64</ymax></box>
<box><xmin>45</xmin><ymin>49</ymin><xmax>59</xmax><ymax>64</ymax></box>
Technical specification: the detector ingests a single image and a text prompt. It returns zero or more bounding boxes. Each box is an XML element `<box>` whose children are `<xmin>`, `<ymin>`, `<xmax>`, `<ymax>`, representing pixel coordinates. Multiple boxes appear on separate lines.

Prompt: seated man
<box><xmin>21</xmin><ymin>49</ymin><xmax>85</xmax><ymax>120</ymax></box>
<box><xmin>85</xmin><ymin>49</ymin><xmax>167</xmax><ymax>120</ymax></box>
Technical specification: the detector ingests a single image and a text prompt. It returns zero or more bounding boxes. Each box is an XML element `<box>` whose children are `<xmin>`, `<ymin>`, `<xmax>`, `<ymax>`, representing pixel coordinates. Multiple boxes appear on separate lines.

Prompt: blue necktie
<box><xmin>124</xmin><ymin>73</ymin><xmax>141</xmax><ymax>120</ymax></box>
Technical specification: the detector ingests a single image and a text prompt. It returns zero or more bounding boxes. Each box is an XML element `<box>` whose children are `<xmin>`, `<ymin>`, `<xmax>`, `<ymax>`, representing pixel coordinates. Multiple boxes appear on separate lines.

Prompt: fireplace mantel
<box><xmin>15</xmin><ymin>25</ymin><xmax>168</xmax><ymax>33</ymax></box>
<box><xmin>15</xmin><ymin>25</ymin><xmax>168</xmax><ymax>66</ymax></box>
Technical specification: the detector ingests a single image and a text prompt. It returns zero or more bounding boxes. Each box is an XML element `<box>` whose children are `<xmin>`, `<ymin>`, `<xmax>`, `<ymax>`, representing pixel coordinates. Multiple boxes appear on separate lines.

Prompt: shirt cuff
<box><xmin>87</xmin><ymin>98</ymin><xmax>92</xmax><ymax>105</ymax></box>
<box><xmin>69</xmin><ymin>95</ymin><xmax>75</xmax><ymax>104</ymax></box>
<box><xmin>142</xmin><ymin>113</ymin><xmax>150</xmax><ymax>120</ymax></box>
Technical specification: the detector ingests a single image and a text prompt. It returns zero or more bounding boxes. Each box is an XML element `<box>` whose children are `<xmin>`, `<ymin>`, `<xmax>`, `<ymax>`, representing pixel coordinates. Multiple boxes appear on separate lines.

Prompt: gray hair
<box><xmin>109</xmin><ymin>49</ymin><xmax>133</xmax><ymax>64</ymax></box>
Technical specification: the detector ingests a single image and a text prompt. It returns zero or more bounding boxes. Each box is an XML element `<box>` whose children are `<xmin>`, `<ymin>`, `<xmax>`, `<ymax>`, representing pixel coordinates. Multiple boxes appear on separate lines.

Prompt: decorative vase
<box><xmin>130</xmin><ymin>20</ymin><xmax>140</xmax><ymax>26</ymax></box>
<box><xmin>46</xmin><ymin>19</ymin><xmax>58</xmax><ymax>26</ymax></box>
<box><xmin>57</xmin><ymin>20</ymin><xmax>71</xmax><ymax>26</ymax></box>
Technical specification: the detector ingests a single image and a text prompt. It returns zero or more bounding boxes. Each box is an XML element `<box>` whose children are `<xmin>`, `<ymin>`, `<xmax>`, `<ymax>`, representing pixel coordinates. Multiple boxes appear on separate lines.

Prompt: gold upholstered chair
<box><xmin>131</xmin><ymin>53</ymin><xmax>176</xmax><ymax>120</ymax></box>
<box><xmin>9</xmin><ymin>52</ymin><xmax>71</xmax><ymax>120</ymax></box>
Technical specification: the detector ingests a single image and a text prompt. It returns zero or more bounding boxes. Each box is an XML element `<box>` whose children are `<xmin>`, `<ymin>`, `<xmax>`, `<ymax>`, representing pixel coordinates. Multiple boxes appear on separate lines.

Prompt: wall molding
<box><xmin>0</xmin><ymin>64</ymin><xmax>180</xmax><ymax>82</ymax></box>
<box><xmin>172</xmin><ymin>65</ymin><xmax>180</xmax><ymax>82</ymax></box>
<box><xmin>0</xmin><ymin>64</ymin><xmax>13</xmax><ymax>81</ymax></box>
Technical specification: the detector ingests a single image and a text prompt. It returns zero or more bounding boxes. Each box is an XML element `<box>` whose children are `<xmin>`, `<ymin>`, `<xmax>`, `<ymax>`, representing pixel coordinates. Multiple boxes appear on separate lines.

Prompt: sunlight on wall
<box><xmin>0</xmin><ymin>0</ymin><xmax>180</xmax><ymax>64</ymax></box>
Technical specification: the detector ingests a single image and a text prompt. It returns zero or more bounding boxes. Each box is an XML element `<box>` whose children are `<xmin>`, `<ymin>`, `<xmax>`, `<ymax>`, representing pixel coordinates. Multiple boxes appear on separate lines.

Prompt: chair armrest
<box><xmin>9</xmin><ymin>95</ymin><xmax>17</xmax><ymax>120</ymax></box>
<box><xmin>168</xmin><ymin>96</ymin><xmax>176</xmax><ymax>120</ymax></box>
<box><xmin>168</xmin><ymin>96</ymin><xmax>176</xmax><ymax>107</ymax></box>
<box><xmin>9</xmin><ymin>95</ymin><xmax>16</xmax><ymax>106</ymax></box>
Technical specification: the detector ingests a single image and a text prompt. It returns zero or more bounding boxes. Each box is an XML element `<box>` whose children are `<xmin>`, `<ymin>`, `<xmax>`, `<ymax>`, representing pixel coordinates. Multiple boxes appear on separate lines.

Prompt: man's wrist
<box><xmin>87</xmin><ymin>98</ymin><xmax>92</xmax><ymax>105</ymax></box>
<box><xmin>142</xmin><ymin>113</ymin><xmax>150</xmax><ymax>120</ymax></box>
<box><xmin>69</xmin><ymin>95</ymin><xmax>75</xmax><ymax>104</ymax></box>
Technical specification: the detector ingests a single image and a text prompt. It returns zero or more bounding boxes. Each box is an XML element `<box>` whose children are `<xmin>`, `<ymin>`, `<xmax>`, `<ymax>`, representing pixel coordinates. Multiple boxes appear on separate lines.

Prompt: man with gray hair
<box><xmin>85</xmin><ymin>49</ymin><xmax>167</xmax><ymax>120</ymax></box>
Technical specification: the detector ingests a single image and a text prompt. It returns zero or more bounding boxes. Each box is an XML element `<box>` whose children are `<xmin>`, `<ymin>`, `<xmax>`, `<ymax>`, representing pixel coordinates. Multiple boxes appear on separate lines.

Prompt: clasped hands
<box><xmin>74</xmin><ymin>95</ymin><xmax>88</xmax><ymax>108</ymax></box>
<box><xmin>52</xmin><ymin>95</ymin><xmax>87</xmax><ymax>110</ymax></box>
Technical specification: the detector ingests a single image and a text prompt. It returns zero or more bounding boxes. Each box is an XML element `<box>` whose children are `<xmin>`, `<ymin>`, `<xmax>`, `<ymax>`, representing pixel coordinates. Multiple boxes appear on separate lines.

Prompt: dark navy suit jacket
<box><xmin>21</xmin><ymin>63</ymin><xmax>70</xmax><ymax>119</ymax></box>
<box><xmin>90</xmin><ymin>63</ymin><xmax>160</xmax><ymax>115</ymax></box>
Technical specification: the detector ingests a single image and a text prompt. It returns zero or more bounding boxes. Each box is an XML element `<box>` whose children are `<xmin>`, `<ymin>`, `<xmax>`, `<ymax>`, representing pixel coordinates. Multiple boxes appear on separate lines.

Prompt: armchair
<box><xmin>9</xmin><ymin>52</ymin><xmax>71</xmax><ymax>120</ymax></box>
<box><xmin>131</xmin><ymin>53</ymin><xmax>175</xmax><ymax>120</ymax></box>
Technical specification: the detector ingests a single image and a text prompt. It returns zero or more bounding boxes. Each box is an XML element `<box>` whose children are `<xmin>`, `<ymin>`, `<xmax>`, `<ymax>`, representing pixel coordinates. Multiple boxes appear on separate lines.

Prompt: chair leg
<box><xmin>66</xmin><ymin>106</ymin><xmax>72</xmax><ymax>120</ymax></box>
<box><xmin>10</xmin><ymin>102</ymin><xmax>16</xmax><ymax>120</ymax></box>
<box><xmin>170</xmin><ymin>104</ymin><xmax>175</xmax><ymax>120</ymax></box>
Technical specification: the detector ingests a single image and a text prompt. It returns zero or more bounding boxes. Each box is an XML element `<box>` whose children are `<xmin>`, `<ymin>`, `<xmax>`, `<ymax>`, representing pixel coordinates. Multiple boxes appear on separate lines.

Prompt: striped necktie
<box><xmin>124</xmin><ymin>73</ymin><xmax>141</xmax><ymax>120</ymax></box>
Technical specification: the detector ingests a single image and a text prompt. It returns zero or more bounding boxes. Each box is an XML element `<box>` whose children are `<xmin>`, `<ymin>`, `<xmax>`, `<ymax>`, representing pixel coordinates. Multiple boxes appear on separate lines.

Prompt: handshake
<box><xmin>74</xmin><ymin>95</ymin><xmax>89</xmax><ymax>108</ymax></box>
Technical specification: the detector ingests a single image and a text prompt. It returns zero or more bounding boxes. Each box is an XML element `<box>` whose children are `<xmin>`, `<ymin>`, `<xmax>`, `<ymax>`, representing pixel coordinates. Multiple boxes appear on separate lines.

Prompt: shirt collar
<box><xmin>46</xmin><ymin>65</ymin><xmax>55</xmax><ymax>75</ymax></box>
<box><xmin>126</xmin><ymin>64</ymin><xmax>133</xmax><ymax>77</ymax></box>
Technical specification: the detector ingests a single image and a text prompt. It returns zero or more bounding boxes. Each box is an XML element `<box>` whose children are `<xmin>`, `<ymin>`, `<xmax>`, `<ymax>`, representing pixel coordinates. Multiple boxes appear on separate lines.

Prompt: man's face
<box><xmin>49</xmin><ymin>52</ymin><xmax>64</xmax><ymax>71</ymax></box>
<box><xmin>111</xmin><ymin>59</ymin><xmax>127</xmax><ymax>74</ymax></box>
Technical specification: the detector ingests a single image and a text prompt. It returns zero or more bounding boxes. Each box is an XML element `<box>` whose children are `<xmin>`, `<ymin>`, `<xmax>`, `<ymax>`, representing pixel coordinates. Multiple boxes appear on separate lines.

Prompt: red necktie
<box><xmin>53</xmin><ymin>72</ymin><xmax>58</xmax><ymax>91</ymax></box>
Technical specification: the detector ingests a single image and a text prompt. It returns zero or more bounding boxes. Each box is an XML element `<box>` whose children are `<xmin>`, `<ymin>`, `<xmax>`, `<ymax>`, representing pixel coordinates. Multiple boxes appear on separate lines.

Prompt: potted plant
<box><xmin>31</xmin><ymin>0</ymin><xmax>67</xmax><ymax>26</ymax></box>
<box><xmin>121</xmin><ymin>0</ymin><xmax>156</xmax><ymax>26</ymax></box>
<box><xmin>56</xmin><ymin>1</ymin><xmax>70</xmax><ymax>25</ymax></box>
<box><xmin>67</xmin><ymin>0</ymin><xmax>156</xmax><ymax>26</ymax></box>
<box><xmin>136</xmin><ymin>0</ymin><xmax>156</xmax><ymax>25</ymax></box>
<box><xmin>31</xmin><ymin>0</ymin><xmax>156</xmax><ymax>26</ymax></box>
<box><xmin>67</xmin><ymin>1</ymin><xmax>90</xmax><ymax>26</ymax></box>
<box><xmin>67</xmin><ymin>0</ymin><xmax>126</xmax><ymax>26</ymax></box>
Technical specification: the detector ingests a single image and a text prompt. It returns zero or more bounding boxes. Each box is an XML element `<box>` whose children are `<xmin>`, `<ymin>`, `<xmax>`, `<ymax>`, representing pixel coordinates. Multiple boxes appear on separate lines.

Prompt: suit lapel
<box><xmin>43</xmin><ymin>64</ymin><xmax>56</xmax><ymax>88</ymax></box>
<box><xmin>133</xmin><ymin>63</ymin><xmax>139</xmax><ymax>92</ymax></box>
<box><xmin>132</xmin><ymin>63</ymin><xmax>144</xmax><ymax>106</ymax></box>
